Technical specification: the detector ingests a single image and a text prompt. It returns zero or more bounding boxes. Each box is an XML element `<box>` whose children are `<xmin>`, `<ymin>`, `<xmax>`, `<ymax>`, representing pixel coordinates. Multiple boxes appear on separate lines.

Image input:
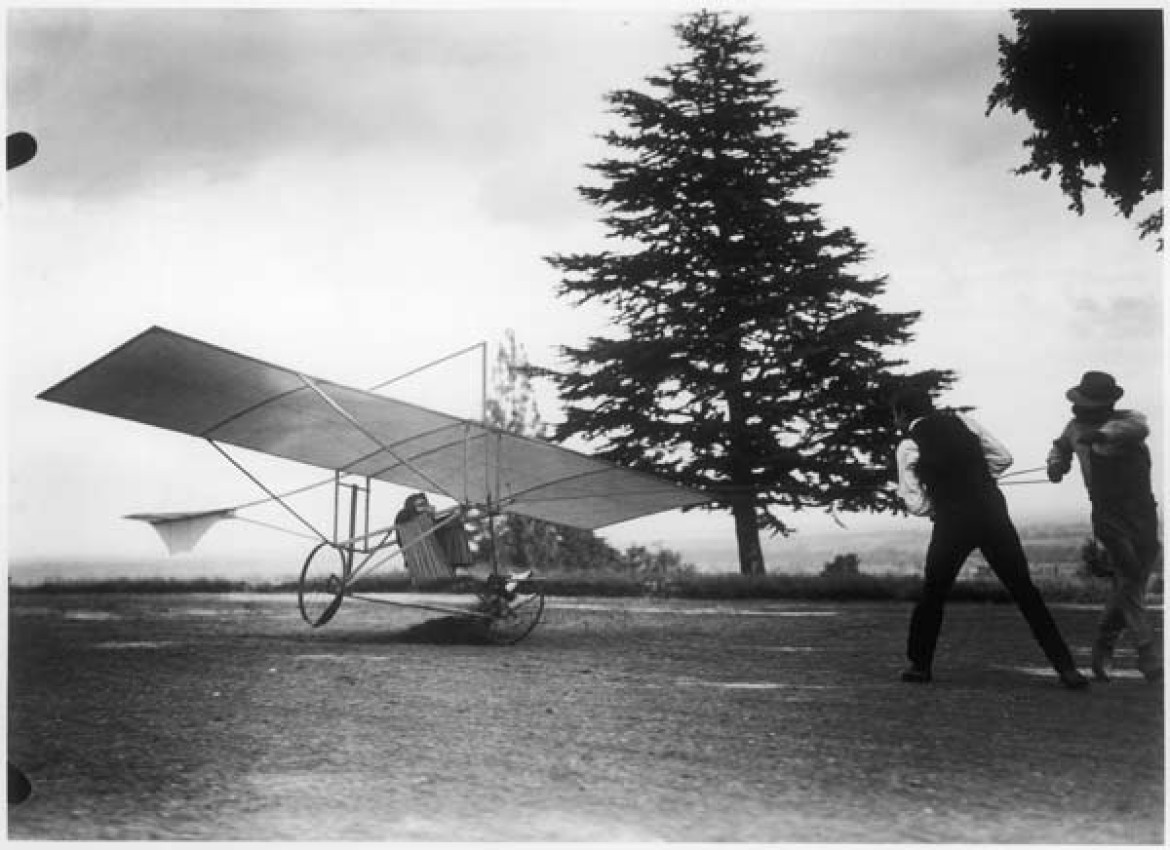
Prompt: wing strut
<box><xmin>209</xmin><ymin>440</ymin><xmax>330</xmax><ymax>544</ymax></box>
<box><xmin>232</xmin><ymin>475</ymin><xmax>337</xmax><ymax>512</ymax></box>
<box><xmin>367</xmin><ymin>341</ymin><xmax>486</xmax><ymax>394</ymax></box>
<box><xmin>297</xmin><ymin>373</ymin><xmax>457</xmax><ymax>501</ymax></box>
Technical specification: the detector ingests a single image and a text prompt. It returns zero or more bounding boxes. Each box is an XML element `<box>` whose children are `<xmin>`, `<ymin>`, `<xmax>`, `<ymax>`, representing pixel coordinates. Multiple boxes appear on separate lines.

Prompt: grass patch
<box><xmin>8</xmin><ymin>570</ymin><xmax>1131</xmax><ymax>605</ymax></box>
<box><xmin>9</xmin><ymin>577</ymin><xmax>259</xmax><ymax>595</ymax></box>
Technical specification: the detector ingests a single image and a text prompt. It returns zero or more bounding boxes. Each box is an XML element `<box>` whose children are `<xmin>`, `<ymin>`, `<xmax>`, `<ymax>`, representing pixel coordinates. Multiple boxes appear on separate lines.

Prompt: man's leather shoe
<box><xmin>1058</xmin><ymin>668</ymin><xmax>1090</xmax><ymax>689</ymax></box>
<box><xmin>900</xmin><ymin>666</ymin><xmax>932</xmax><ymax>683</ymax></box>
<box><xmin>1091</xmin><ymin>640</ymin><xmax>1113</xmax><ymax>682</ymax></box>
<box><xmin>1137</xmin><ymin>642</ymin><xmax>1163</xmax><ymax>684</ymax></box>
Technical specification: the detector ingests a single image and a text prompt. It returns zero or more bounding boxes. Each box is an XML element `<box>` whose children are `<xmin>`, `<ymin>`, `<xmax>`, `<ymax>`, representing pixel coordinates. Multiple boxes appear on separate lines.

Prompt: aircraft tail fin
<box><xmin>124</xmin><ymin>510</ymin><xmax>236</xmax><ymax>555</ymax></box>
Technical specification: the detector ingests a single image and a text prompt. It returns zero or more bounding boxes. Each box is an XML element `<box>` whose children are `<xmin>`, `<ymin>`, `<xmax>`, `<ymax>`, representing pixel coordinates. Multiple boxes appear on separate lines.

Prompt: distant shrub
<box><xmin>539</xmin><ymin>571</ymin><xmax>651</xmax><ymax>597</ymax></box>
<box><xmin>820</xmin><ymin>553</ymin><xmax>861</xmax><ymax>579</ymax></box>
<box><xmin>622</xmin><ymin>544</ymin><xmax>695</xmax><ymax>576</ymax></box>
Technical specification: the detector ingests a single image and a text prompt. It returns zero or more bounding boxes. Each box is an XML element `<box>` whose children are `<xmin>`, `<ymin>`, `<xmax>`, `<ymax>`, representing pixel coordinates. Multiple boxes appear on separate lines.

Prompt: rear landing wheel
<box><xmin>298</xmin><ymin>542</ymin><xmax>349</xmax><ymax>627</ymax></box>
<box><xmin>475</xmin><ymin>577</ymin><xmax>545</xmax><ymax>645</ymax></box>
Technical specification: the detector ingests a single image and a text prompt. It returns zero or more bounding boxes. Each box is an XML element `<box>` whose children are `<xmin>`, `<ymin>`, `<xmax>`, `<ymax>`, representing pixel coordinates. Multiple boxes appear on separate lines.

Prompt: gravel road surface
<box><xmin>7</xmin><ymin>592</ymin><xmax>1163</xmax><ymax>841</ymax></box>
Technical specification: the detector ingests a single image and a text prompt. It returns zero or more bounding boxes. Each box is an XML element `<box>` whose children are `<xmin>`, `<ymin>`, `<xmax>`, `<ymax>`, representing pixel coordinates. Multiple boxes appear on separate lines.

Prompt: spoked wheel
<box><xmin>474</xmin><ymin>576</ymin><xmax>546</xmax><ymax>645</ymax></box>
<box><xmin>298</xmin><ymin>542</ymin><xmax>349</xmax><ymax>628</ymax></box>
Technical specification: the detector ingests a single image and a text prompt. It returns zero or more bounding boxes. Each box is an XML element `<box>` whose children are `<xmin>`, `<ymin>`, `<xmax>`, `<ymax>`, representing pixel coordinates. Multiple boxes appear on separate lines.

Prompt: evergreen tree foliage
<box><xmin>485</xmin><ymin>329</ymin><xmax>547</xmax><ymax>438</ymax></box>
<box><xmin>987</xmin><ymin>9</ymin><xmax>1163</xmax><ymax>247</ymax></box>
<box><xmin>546</xmin><ymin>11</ymin><xmax>952</xmax><ymax>574</ymax></box>
<box><xmin>478</xmin><ymin>330</ymin><xmax>558</xmax><ymax>570</ymax></box>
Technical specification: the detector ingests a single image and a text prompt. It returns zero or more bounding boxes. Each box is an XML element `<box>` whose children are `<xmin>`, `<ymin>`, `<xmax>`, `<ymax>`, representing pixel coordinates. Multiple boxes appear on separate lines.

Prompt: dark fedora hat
<box><xmin>1066</xmin><ymin>371</ymin><xmax>1124</xmax><ymax>407</ymax></box>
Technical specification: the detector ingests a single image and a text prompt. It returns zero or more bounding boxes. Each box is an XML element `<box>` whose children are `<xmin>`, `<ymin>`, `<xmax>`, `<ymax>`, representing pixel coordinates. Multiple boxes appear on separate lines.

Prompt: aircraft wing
<box><xmin>39</xmin><ymin>327</ymin><xmax>710</xmax><ymax>530</ymax></box>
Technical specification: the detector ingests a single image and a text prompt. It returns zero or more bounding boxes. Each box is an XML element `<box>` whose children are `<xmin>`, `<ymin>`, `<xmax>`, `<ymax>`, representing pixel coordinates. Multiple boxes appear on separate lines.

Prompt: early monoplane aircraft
<box><xmin>38</xmin><ymin>327</ymin><xmax>710</xmax><ymax>643</ymax></box>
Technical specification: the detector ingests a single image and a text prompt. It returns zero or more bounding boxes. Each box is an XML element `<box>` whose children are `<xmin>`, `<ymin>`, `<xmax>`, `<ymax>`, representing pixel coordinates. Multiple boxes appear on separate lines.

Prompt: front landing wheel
<box><xmin>475</xmin><ymin>578</ymin><xmax>545</xmax><ymax>645</ymax></box>
<box><xmin>298</xmin><ymin>542</ymin><xmax>349</xmax><ymax>627</ymax></box>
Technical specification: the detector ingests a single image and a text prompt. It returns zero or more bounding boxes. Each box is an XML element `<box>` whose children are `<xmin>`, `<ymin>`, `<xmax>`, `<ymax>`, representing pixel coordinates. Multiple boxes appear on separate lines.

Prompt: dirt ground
<box><xmin>6</xmin><ymin>592</ymin><xmax>1163</xmax><ymax>842</ymax></box>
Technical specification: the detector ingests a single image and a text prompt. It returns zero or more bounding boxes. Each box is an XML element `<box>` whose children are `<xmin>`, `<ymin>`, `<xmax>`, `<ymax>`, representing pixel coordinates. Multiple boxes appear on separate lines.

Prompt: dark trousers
<box><xmin>907</xmin><ymin>493</ymin><xmax>1077</xmax><ymax>674</ymax></box>
<box><xmin>1092</xmin><ymin>497</ymin><xmax>1161</xmax><ymax>652</ymax></box>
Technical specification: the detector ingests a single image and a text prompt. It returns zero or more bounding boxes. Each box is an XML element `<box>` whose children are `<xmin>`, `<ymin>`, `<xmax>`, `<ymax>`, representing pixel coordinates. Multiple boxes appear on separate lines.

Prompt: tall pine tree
<box><xmin>547</xmin><ymin>11</ymin><xmax>952</xmax><ymax>575</ymax></box>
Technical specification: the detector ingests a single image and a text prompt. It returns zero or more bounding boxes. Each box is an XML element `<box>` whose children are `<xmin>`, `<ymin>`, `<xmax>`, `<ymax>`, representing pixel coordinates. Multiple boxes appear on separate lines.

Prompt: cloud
<box><xmin>754</xmin><ymin>10</ymin><xmax>1013</xmax><ymax>140</ymax></box>
<box><xmin>1070</xmin><ymin>294</ymin><xmax>1163</xmax><ymax>342</ymax></box>
<box><xmin>7</xmin><ymin>7</ymin><xmax>678</xmax><ymax>204</ymax></box>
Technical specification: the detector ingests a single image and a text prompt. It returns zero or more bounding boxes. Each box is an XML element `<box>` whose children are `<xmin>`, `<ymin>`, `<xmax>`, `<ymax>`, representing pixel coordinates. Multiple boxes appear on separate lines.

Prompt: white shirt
<box><xmin>895</xmin><ymin>413</ymin><xmax>1014</xmax><ymax>517</ymax></box>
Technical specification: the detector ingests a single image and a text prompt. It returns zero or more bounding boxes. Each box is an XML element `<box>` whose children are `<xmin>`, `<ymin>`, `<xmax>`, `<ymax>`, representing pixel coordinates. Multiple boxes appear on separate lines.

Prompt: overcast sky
<box><xmin>5</xmin><ymin>3</ymin><xmax>1163</xmax><ymax>572</ymax></box>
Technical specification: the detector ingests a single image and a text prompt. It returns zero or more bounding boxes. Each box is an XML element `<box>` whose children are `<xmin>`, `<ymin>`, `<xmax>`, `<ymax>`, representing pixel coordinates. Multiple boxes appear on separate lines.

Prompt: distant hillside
<box><xmin>7</xmin><ymin>554</ymin><xmax>297</xmax><ymax>587</ymax></box>
<box><xmin>677</xmin><ymin>519</ymin><xmax>1102</xmax><ymax>576</ymax></box>
<box><xmin>9</xmin><ymin>518</ymin><xmax>1151</xmax><ymax>585</ymax></box>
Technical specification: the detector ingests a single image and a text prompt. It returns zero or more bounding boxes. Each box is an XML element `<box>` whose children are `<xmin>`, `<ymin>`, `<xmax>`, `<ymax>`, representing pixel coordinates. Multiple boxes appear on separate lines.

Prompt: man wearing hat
<box><xmin>891</xmin><ymin>388</ymin><xmax>1088</xmax><ymax>689</ymax></box>
<box><xmin>1048</xmin><ymin>371</ymin><xmax>1162</xmax><ymax>683</ymax></box>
